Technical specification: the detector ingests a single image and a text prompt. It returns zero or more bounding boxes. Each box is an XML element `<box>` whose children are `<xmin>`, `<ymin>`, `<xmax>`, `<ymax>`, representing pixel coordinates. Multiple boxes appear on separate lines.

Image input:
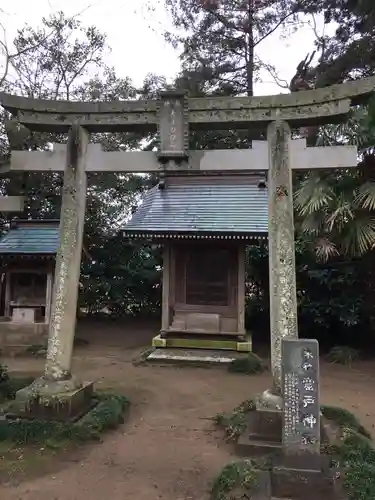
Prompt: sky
<box><xmin>0</xmin><ymin>0</ymin><xmax>334</xmax><ymax>96</ymax></box>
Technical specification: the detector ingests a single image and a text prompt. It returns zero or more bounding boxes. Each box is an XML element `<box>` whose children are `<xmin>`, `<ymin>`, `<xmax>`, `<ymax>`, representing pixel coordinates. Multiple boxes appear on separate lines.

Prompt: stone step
<box><xmin>236</xmin><ymin>436</ymin><xmax>282</xmax><ymax>457</ymax></box>
<box><xmin>147</xmin><ymin>347</ymin><xmax>247</xmax><ymax>366</ymax></box>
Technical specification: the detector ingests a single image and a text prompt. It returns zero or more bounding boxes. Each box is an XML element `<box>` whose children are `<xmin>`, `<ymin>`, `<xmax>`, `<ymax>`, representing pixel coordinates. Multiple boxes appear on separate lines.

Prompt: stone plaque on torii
<box><xmin>0</xmin><ymin>77</ymin><xmax>373</xmax><ymax>420</ymax></box>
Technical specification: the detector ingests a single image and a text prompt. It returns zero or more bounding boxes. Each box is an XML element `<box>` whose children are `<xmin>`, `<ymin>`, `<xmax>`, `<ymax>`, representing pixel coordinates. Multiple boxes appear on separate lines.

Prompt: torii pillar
<box><xmin>14</xmin><ymin>124</ymin><xmax>93</xmax><ymax>421</ymax></box>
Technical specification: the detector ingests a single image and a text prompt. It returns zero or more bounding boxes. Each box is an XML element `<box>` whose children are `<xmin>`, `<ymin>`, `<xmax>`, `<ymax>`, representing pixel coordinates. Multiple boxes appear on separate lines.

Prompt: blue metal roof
<box><xmin>122</xmin><ymin>177</ymin><xmax>268</xmax><ymax>237</ymax></box>
<box><xmin>0</xmin><ymin>226</ymin><xmax>60</xmax><ymax>254</ymax></box>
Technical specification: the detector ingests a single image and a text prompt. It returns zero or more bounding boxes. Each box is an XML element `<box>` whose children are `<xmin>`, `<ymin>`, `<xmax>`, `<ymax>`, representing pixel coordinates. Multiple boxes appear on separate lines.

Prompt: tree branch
<box><xmin>260</xmin><ymin>61</ymin><xmax>290</xmax><ymax>89</ymax></box>
<box><xmin>253</xmin><ymin>11</ymin><xmax>297</xmax><ymax>48</ymax></box>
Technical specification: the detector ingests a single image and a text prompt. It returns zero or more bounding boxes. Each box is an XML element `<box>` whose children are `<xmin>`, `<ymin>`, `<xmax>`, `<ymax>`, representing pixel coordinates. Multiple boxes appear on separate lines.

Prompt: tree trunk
<box><xmin>246</xmin><ymin>0</ymin><xmax>254</xmax><ymax>97</ymax></box>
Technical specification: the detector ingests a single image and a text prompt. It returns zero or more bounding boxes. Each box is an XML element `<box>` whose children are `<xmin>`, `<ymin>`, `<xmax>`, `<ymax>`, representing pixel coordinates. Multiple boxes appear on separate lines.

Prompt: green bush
<box><xmin>214</xmin><ymin>399</ymin><xmax>255</xmax><ymax>440</ymax></box>
<box><xmin>0</xmin><ymin>363</ymin><xmax>9</xmax><ymax>383</ymax></box>
<box><xmin>0</xmin><ymin>377</ymin><xmax>36</xmax><ymax>400</ymax></box>
<box><xmin>211</xmin><ymin>460</ymin><xmax>259</xmax><ymax>500</ymax></box>
<box><xmin>327</xmin><ymin>346</ymin><xmax>360</xmax><ymax>366</ymax></box>
<box><xmin>321</xmin><ymin>405</ymin><xmax>371</xmax><ymax>439</ymax></box>
<box><xmin>228</xmin><ymin>353</ymin><xmax>265</xmax><ymax>375</ymax></box>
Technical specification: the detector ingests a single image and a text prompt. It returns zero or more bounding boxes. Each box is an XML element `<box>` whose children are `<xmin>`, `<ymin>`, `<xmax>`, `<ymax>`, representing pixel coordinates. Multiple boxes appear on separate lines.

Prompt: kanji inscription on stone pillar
<box><xmin>282</xmin><ymin>338</ymin><xmax>320</xmax><ymax>457</ymax></box>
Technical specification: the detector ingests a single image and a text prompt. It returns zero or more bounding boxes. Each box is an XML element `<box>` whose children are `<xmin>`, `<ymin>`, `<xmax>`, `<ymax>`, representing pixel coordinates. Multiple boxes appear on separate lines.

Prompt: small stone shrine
<box><xmin>271</xmin><ymin>338</ymin><xmax>342</xmax><ymax>500</ymax></box>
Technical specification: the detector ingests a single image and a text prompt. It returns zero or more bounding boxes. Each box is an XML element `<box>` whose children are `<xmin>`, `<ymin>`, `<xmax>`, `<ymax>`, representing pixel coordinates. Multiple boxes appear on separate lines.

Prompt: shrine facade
<box><xmin>0</xmin><ymin>219</ymin><xmax>59</xmax><ymax>325</ymax></box>
<box><xmin>0</xmin><ymin>218</ymin><xmax>88</xmax><ymax>355</ymax></box>
<box><xmin>122</xmin><ymin>172</ymin><xmax>268</xmax><ymax>352</ymax></box>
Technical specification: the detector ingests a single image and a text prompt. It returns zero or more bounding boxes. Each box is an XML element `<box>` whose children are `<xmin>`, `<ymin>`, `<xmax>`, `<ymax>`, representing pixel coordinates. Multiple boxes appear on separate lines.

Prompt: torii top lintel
<box><xmin>0</xmin><ymin>77</ymin><xmax>374</xmax><ymax>133</ymax></box>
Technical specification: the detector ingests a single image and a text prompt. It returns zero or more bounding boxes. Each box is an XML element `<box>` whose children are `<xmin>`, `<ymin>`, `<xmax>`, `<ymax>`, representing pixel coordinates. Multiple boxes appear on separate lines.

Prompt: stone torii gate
<box><xmin>0</xmin><ymin>78</ymin><xmax>373</xmax><ymax>414</ymax></box>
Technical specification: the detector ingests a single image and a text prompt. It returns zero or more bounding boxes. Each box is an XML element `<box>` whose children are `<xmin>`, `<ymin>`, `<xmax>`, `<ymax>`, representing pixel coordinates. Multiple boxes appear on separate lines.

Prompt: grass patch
<box><xmin>327</xmin><ymin>346</ymin><xmax>360</xmax><ymax>366</ymax></box>
<box><xmin>322</xmin><ymin>405</ymin><xmax>375</xmax><ymax>500</ymax></box>
<box><xmin>321</xmin><ymin>405</ymin><xmax>372</xmax><ymax>439</ymax></box>
<box><xmin>214</xmin><ymin>399</ymin><xmax>255</xmax><ymax>440</ymax></box>
<box><xmin>0</xmin><ymin>374</ymin><xmax>129</xmax><ymax>483</ymax></box>
<box><xmin>133</xmin><ymin>346</ymin><xmax>156</xmax><ymax>365</ymax></box>
<box><xmin>227</xmin><ymin>353</ymin><xmax>265</xmax><ymax>375</ymax></box>
<box><xmin>213</xmin><ymin>400</ymin><xmax>375</xmax><ymax>500</ymax></box>
<box><xmin>0</xmin><ymin>377</ymin><xmax>36</xmax><ymax>402</ymax></box>
<box><xmin>211</xmin><ymin>459</ymin><xmax>268</xmax><ymax>500</ymax></box>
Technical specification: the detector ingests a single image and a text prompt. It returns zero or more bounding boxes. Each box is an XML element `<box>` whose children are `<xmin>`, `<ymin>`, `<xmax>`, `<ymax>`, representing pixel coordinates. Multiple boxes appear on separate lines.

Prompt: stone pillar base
<box><xmin>236</xmin><ymin>407</ymin><xmax>283</xmax><ymax>456</ymax></box>
<box><xmin>271</xmin><ymin>461</ymin><xmax>342</xmax><ymax>499</ymax></box>
<box><xmin>9</xmin><ymin>376</ymin><xmax>94</xmax><ymax>422</ymax></box>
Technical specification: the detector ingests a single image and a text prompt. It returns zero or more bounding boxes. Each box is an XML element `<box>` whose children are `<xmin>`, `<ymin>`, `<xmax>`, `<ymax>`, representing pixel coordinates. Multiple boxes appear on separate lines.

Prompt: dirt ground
<box><xmin>0</xmin><ymin>319</ymin><xmax>375</xmax><ymax>500</ymax></box>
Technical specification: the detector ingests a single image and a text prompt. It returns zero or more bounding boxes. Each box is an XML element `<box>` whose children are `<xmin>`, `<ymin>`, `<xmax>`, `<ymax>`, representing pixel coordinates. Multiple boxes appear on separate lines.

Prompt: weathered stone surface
<box><xmin>270</xmin><ymin>339</ymin><xmax>342</xmax><ymax>500</ymax></box>
<box><xmin>2</xmin><ymin>101</ymin><xmax>351</xmax><ymax>132</ymax></box>
<box><xmin>271</xmin><ymin>464</ymin><xmax>341</xmax><ymax>500</ymax></box>
<box><xmin>1</xmin><ymin>75</ymin><xmax>374</xmax><ymax>132</ymax></box>
<box><xmin>282</xmin><ymin>339</ymin><xmax>320</xmax><ymax>459</ymax></box>
<box><xmin>267</xmin><ymin>121</ymin><xmax>298</xmax><ymax>395</ymax></box>
<box><xmin>2</xmin><ymin>76</ymin><xmax>374</xmax><ymax>114</ymax></box>
<box><xmin>157</xmin><ymin>91</ymin><xmax>188</xmax><ymax>160</ymax></box>
<box><xmin>7</xmin><ymin>140</ymin><xmax>357</xmax><ymax>174</ymax></box>
<box><xmin>44</xmin><ymin>125</ymin><xmax>88</xmax><ymax>382</ymax></box>
<box><xmin>12</xmin><ymin>379</ymin><xmax>93</xmax><ymax>422</ymax></box>
<box><xmin>247</xmin><ymin>470</ymin><xmax>272</xmax><ymax>499</ymax></box>
<box><xmin>236</xmin><ymin>408</ymin><xmax>283</xmax><ymax>456</ymax></box>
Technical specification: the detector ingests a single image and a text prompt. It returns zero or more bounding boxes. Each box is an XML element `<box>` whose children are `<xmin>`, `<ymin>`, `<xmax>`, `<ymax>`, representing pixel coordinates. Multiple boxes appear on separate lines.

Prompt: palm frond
<box><xmin>326</xmin><ymin>195</ymin><xmax>355</xmax><ymax>233</ymax></box>
<box><xmin>354</xmin><ymin>181</ymin><xmax>375</xmax><ymax>210</ymax></box>
<box><xmin>317</xmin><ymin>105</ymin><xmax>375</xmax><ymax>151</ymax></box>
<box><xmin>314</xmin><ymin>238</ymin><xmax>339</xmax><ymax>262</ymax></box>
<box><xmin>299</xmin><ymin>212</ymin><xmax>326</xmax><ymax>235</ymax></box>
<box><xmin>294</xmin><ymin>173</ymin><xmax>335</xmax><ymax>216</ymax></box>
<box><xmin>340</xmin><ymin>216</ymin><xmax>375</xmax><ymax>257</ymax></box>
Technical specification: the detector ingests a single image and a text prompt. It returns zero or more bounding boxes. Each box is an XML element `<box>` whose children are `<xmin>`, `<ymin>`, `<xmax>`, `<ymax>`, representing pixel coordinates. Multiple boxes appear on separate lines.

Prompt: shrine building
<box><xmin>121</xmin><ymin>172</ymin><xmax>268</xmax><ymax>352</ymax></box>
<box><xmin>0</xmin><ymin>219</ymin><xmax>88</xmax><ymax>355</ymax></box>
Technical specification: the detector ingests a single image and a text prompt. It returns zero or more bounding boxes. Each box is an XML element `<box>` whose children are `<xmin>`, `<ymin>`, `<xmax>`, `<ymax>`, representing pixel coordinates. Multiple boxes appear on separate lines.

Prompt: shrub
<box><xmin>227</xmin><ymin>353</ymin><xmax>265</xmax><ymax>374</ymax></box>
<box><xmin>0</xmin><ymin>363</ymin><xmax>9</xmax><ymax>384</ymax></box>
<box><xmin>214</xmin><ymin>399</ymin><xmax>255</xmax><ymax>440</ymax></box>
<box><xmin>321</xmin><ymin>405</ymin><xmax>371</xmax><ymax>439</ymax></box>
<box><xmin>211</xmin><ymin>460</ymin><xmax>259</xmax><ymax>500</ymax></box>
<box><xmin>327</xmin><ymin>346</ymin><xmax>359</xmax><ymax>366</ymax></box>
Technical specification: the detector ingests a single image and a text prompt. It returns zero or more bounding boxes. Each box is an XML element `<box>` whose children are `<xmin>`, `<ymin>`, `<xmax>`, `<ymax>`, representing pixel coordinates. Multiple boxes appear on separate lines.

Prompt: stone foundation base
<box><xmin>9</xmin><ymin>377</ymin><xmax>94</xmax><ymax>422</ymax></box>
<box><xmin>271</xmin><ymin>463</ymin><xmax>342</xmax><ymax>499</ymax></box>
<box><xmin>236</xmin><ymin>408</ymin><xmax>283</xmax><ymax>456</ymax></box>
<box><xmin>237</xmin><ymin>396</ymin><xmax>334</xmax><ymax>457</ymax></box>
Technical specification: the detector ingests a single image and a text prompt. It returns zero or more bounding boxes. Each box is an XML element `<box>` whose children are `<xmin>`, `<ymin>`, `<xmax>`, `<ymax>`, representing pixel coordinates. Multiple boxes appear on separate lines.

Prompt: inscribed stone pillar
<box><xmin>44</xmin><ymin>125</ymin><xmax>88</xmax><ymax>381</ymax></box>
<box><xmin>267</xmin><ymin>120</ymin><xmax>298</xmax><ymax>395</ymax></box>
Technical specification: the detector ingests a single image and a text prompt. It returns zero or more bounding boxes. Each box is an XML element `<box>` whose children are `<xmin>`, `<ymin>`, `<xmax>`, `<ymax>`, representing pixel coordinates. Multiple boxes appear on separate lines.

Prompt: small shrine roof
<box><xmin>0</xmin><ymin>219</ymin><xmax>59</xmax><ymax>255</ymax></box>
<box><xmin>121</xmin><ymin>176</ymin><xmax>268</xmax><ymax>240</ymax></box>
